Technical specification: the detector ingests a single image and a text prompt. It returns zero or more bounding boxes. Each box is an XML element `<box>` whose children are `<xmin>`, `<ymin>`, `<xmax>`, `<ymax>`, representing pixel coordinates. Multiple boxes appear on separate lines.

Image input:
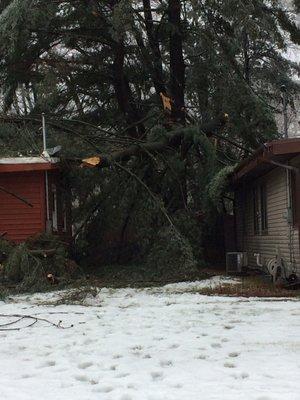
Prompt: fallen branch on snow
<box><xmin>0</xmin><ymin>314</ymin><xmax>74</xmax><ymax>331</ymax></box>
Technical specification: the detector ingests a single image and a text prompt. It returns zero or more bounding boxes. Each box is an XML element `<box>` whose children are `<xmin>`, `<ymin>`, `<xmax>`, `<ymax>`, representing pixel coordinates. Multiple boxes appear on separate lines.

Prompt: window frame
<box><xmin>291</xmin><ymin>170</ymin><xmax>300</xmax><ymax>227</ymax></box>
<box><xmin>252</xmin><ymin>183</ymin><xmax>268</xmax><ymax>235</ymax></box>
<box><xmin>253</xmin><ymin>187</ymin><xmax>260</xmax><ymax>235</ymax></box>
<box><xmin>260</xmin><ymin>185</ymin><xmax>268</xmax><ymax>234</ymax></box>
<box><xmin>62</xmin><ymin>196</ymin><xmax>68</xmax><ymax>233</ymax></box>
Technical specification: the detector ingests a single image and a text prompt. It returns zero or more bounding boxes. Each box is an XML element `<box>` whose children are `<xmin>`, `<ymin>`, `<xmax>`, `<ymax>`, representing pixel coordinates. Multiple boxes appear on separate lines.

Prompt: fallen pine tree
<box><xmin>0</xmin><ymin>234</ymin><xmax>79</xmax><ymax>292</ymax></box>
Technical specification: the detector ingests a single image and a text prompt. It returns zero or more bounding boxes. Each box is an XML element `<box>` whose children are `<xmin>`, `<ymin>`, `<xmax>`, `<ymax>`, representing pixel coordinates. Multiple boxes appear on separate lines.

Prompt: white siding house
<box><xmin>233</xmin><ymin>139</ymin><xmax>300</xmax><ymax>277</ymax></box>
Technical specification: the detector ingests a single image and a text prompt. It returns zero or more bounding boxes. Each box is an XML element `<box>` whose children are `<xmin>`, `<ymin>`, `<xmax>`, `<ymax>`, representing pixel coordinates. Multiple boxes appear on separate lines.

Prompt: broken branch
<box><xmin>0</xmin><ymin>314</ymin><xmax>74</xmax><ymax>330</ymax></box>
<box><xmin>0</xmin><ymin>186</ymin><xmax>33</xmax><ymax>207</ymax></box>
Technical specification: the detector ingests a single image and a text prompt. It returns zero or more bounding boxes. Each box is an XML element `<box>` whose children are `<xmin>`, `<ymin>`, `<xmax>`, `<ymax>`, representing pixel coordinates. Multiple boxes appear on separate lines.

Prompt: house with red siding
<box><xmin>0</xmin><ymin>157</ymin><xmax>71</xmax><ymax>243</ymax></box>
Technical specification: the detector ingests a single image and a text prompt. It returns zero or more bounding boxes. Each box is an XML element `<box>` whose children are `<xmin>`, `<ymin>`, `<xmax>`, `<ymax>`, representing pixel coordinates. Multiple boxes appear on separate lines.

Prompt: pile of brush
<box><xmin>0</xmin><ymin>234</ymin><xmax>78</xmax><ymax>292</ymax></box>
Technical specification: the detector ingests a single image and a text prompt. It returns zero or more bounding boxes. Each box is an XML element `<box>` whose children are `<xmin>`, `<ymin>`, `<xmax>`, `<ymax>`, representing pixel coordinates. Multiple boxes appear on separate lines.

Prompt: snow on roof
<box><xmin>0</xmin><ymin>156</ymin><xmax>59</xmax><ymax>164</ymax></box>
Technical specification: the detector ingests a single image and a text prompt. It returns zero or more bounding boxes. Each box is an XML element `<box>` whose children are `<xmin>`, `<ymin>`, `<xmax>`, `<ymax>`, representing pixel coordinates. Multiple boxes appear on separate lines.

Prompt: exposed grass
<box><xmin>36</xmin><ymin>274</ymin><xmax>300</xmax><ymax>307</ymax></box>
<box><xmin>1</xmin><ymin>258</ymin><xmax>299</xmax><ymax>301</ymax></box>
<box><xmin>196</xmin><ymin>276</ymin><xmax>300</xmax><ymax>298</ymax></box>
<box><xmin>0</xmin><ymin>288</ymin><xmax>8</xmax><ymax>301</ymax></box>
<box><xmin>83</xmin><ymin>262</ymin><xmax>213</xmax><ymax>288</ymax></box>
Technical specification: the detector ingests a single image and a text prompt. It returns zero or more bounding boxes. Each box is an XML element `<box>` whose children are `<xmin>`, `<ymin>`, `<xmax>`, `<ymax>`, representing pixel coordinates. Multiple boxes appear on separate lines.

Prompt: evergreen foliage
<box><xmin>206</xmin><ymin>165</ymin><xmax>237</xmax><ymax>209</ymax></box>
<box><xmin>2</xmin><ymin>234</ymin><xmax>71</xmax><ymax>291</ymax></box>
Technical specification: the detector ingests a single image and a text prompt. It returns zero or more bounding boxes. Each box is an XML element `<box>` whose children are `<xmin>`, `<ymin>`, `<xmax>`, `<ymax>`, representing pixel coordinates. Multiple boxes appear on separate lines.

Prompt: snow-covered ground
<box><xmin>0</xmin><ymin>277</ymin><xmax>300</xmax><ymax>400</ymax></box>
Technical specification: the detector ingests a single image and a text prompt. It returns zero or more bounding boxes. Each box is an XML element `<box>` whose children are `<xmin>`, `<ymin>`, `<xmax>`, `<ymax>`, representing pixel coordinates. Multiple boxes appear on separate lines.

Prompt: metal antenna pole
<box><xmin>281</xmin><ymin>85</ymin><xmax>288</xmax><ymax>138</ymax></box>
<box><xmin>42</xmin><ymin>113</ymin><xmax>47</xmax><ymax>152</ymax></box>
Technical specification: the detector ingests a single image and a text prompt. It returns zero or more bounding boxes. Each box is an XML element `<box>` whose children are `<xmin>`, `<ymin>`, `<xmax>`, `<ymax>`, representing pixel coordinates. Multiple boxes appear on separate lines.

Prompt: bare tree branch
<box><xmin>0</xmin><ymin>186</ymin><xmax>33</xmax><ymax>208</ymax></box>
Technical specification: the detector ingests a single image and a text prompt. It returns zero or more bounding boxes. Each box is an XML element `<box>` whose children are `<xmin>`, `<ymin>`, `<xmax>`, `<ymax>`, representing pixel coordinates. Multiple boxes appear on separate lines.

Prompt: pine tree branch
<box><xmin>0</xmin><ymin>113</ymin><xmax>229</xmax><ymax>163</ymax></box>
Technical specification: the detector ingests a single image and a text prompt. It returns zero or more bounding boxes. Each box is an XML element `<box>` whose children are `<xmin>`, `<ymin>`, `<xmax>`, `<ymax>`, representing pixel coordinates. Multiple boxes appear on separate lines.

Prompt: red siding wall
<box><xmin>0</xmin><ymin>171</ymin><xmax>46</xmax><ymax>243</ymax></box>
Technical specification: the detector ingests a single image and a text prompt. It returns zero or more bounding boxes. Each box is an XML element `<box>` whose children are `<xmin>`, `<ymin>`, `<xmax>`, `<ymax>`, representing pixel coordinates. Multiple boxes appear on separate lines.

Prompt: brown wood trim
<box><xmin>233</xmin><ymin>138</ymin><xmax>300</xmax><ymax>183</ymax></box>
<box><xmin>0</xmin><ymin>163</ymin><xmax>59</xmax><ymax>173</ymax></box>
<box><xmin>268</xmin><ymin>139</ymin><xmax>300</xmax><ymax>155</ymax></box>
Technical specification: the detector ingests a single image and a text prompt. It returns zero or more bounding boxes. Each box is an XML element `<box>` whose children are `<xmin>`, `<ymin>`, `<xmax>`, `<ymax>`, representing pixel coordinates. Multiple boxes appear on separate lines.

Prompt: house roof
<box><xmin>233</xmin><ymin>138</ymin><xmax>300</xmax><ymax>184</ymax></box>
<box><xmin>0</xmin><ymin>156</ymin><xmax>60</xmax><ymax>173</ymax></box>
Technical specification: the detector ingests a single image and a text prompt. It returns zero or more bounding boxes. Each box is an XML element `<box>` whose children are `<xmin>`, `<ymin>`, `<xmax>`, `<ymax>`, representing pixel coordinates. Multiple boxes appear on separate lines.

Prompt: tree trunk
<box><xmin>168</xmin><ymin>0</ymin><xmax>185</xmax><ymax>124</ymax></box>
<box><xmin>112</xmin><ymin>40</ymin><xmax>145</xmax><ymax>137</ymax></box>
<box><xmin>242</xmin><ymin>29</ymin><xmax>251</xmax><ymax>85</ymax></box>
<box><xmin>142</xmin><ymin>0</ymin><xmax>166</xmax><ymax>95</ymax></box>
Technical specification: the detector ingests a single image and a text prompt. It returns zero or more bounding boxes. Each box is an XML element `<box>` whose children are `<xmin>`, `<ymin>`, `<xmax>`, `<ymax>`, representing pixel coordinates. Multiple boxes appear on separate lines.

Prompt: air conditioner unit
<box><xmin>226</xmin><ymin>252</ymin><xmax>248</xmax><ymax>274</ymax></box>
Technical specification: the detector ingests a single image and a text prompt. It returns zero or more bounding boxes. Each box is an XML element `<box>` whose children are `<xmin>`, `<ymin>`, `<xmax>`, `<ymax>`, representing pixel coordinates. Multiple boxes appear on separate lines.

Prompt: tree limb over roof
<box><xmin>0</xmin><ymin>113</ymin><xmax>229</xmax><ymax>169</ymax></box>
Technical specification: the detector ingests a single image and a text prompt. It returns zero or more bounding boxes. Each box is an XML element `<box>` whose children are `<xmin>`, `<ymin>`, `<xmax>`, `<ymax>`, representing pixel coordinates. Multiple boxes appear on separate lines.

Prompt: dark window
<box><xmin>253</xmin><ymin>184</ymin><xmax>268</xmax><ymax>235</ymax></box>
<box><xmin>62</xmin><ymin>197</ymin><xmax>67</xmax><ymax>232</ymax></box>
<box><xmin>260</xmin><ymin>185</ymin><xmax>268</xmax><ymax>233</ymax></box>
<box><xmin>253</xmin><ymin>188</ymin><xmax>259</xmax><ymax>234</ymax></box>
<box><xmin>291</xmin><ymin>171</ymin><xmax>300</xmax><ymax>226</ymax></box>
<box><xmin>52</xmin><ymin>193</ymin><xmax>56</xmax><ymax>212</ymax></box>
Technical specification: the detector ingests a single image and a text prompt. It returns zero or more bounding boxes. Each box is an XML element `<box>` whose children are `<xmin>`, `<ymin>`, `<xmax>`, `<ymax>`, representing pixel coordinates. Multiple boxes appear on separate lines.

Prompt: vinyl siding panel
<box><xmin>235</xmin><ymin>163</ymin><xmax>300</xmax><ymax>276</ymax></box>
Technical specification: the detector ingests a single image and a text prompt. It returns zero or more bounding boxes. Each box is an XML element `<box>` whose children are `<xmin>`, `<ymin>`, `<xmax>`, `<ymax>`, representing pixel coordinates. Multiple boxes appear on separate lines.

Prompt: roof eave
<box><xmin>0</xmin><ymin>163</ymin><xmax>59</xmax><ymax>173</ymax></box>
<box><xmin>233</xmin><ymin>138</ymin><xmax>300</xmax><ymax>184</ymax></box>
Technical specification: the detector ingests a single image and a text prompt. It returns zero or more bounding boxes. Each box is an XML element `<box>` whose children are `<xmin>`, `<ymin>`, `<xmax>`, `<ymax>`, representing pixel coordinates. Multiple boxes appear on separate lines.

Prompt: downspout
<box><xmin>286</xmin><ymin>166</ymin><xmax>295</xmax><ymax>274</ymax></box>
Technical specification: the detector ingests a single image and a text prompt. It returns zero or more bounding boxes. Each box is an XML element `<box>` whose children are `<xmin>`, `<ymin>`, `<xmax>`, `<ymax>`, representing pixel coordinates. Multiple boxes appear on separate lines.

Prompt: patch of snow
<box><xmin>11</xmin><ymin>276</ymin><xmax>240</xmax><ymax>306</ymax></box>
<box><xmin>0</xmin><ymin>278</ymin><xmax>299</xmax><ymax>400</ymax></box>
<box><xmin>161</xmin><ymin>275</ymin><xmax>240</xmax><ymax>292</ymax></box>
<box><xmin>0</xmin><ymin>157</ymin><xmax>59</xmax><ymax>164</ymax></box>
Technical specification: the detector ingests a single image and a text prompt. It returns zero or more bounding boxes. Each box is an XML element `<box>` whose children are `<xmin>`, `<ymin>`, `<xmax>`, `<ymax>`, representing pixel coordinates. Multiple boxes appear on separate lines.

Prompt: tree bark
<box><xmin>142</xmin><ymin>0</ymin><xmax>166</xmax><ymax>95</ymax></box>
<box><xmin>112</xmin><ymin>40</ymin><xmax>145</xmax><ymax>138</ymax></box>
<box><xmin>93</xmin><ymin>113</ymin><xmax>229</xmax><ymax>168</ymax></box>
<box><xmin>242</xmin><ymin>29</ymin><xmax>251</xmax><ymax>85</ymax></box>
<box><xmin>168</xmin><ymin>0</ymin><xmax>185</xmax><ymax>124</ymax></box>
